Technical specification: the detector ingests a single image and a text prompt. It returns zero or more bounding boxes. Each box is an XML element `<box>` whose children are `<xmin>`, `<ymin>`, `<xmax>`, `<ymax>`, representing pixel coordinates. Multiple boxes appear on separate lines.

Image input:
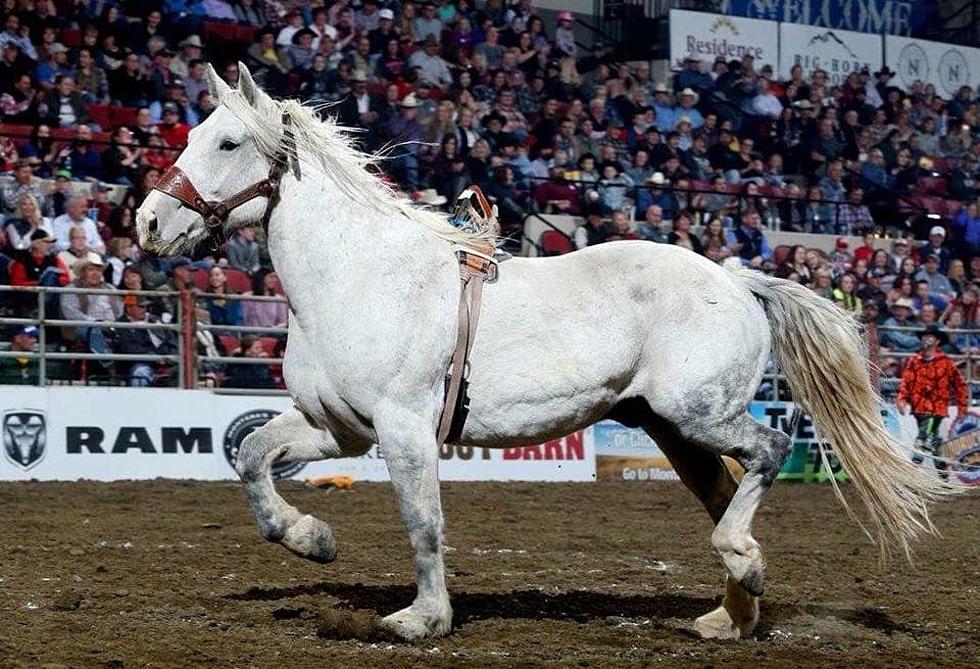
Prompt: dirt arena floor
<box><xmin>0</xmin><ymin>480</ymin><xmax>977</xmax><ymax>668</ymax></box>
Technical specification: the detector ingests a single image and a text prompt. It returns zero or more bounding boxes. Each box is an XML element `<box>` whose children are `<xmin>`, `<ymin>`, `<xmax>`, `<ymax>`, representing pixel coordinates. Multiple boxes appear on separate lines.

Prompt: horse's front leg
<box><xmin>375</xmin><ymin>408</ymin><xmax>452</xmax><ymax>640</ymax></box>
<box><xmin>236</xmin><ymin>407</ymin><xmax>366</xmax><ymax>563</ymax></box>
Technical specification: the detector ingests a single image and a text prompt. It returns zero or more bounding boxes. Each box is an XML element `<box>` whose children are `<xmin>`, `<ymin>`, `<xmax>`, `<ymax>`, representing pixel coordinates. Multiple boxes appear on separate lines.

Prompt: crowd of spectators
<box><xmin>0</xmin><ymin>0</ymin><xmax>976</xmax><ymax>392</ymax></box>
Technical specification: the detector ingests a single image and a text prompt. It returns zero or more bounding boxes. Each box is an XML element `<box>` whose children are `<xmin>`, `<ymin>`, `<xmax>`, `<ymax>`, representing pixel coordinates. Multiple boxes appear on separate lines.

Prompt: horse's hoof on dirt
<box><xmin>693</xmin><ymin>600</ymin><xmax>757</xmax><ymax>640</ymax></box>
<box><xmin>380</xmin><ymin>605</ymin><xmax>452</xmax><ymax>640</ymax></box>
<box><xmin>282</xmin><ymin>514</ymin><xmax>338</xmax><ymax>563</ymax></box>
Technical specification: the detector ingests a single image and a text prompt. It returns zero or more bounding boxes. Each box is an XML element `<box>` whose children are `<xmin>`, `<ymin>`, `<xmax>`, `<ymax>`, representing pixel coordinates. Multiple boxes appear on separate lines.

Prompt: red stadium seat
<box><xmin>191</xmin><ymin>268</ymin><xmax>209</xmax><ymax>291</ymax></box>
<box><xmin>223</xmin><ymin>267</ymin><xmax>252</xmax><ymax>294</ymax></box>
<box><xmin>60</xmin><ymin>27</ymin><xmax>82</xmax><ymax>47</ymax></box>
<box><xmin>86</xmin><ymin>103</ymin><xmax>112</xmax><ymax>130</ymax></box>
<box><xmin>109</xmin><ymin>106</ymin><xmax>138</xmax><ymax>128</ymax></box>
<box><xmin>217</xmin><ymin>334</ymin><xmax>240</xmax><ymax>356</ymax></box>
<box><xmin>258</xmin><ymin>337</ymin><xmax>279</xmax><ymax>357</ymax></box>
<box><xmin>540</xmin><ymin>230</ymin><xmax>574</xmax><ymax>256</ymax></box>
<box><xmin>917</xmin><ymin>175</ymin><xmax>948</xmax><ymax>196</ymax></box>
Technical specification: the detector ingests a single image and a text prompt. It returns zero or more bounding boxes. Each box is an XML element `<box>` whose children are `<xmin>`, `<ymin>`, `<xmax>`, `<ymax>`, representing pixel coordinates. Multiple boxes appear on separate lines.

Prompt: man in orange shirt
<box><xmin>897</xmin><ymin>324</ymin><xmax>969</xmax><ymax>479</ymax></box>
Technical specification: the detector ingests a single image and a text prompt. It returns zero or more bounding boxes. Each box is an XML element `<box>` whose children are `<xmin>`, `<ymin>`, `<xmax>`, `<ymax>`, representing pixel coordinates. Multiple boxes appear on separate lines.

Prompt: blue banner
<box><xmin>719</xmin><ymin>0</ymin><xmax>914</xmax><ymax>36</ymax></box>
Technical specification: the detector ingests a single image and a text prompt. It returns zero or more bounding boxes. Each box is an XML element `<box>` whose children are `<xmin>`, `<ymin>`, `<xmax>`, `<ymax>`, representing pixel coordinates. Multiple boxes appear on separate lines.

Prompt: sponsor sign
<box><xmin>778</xmin><ymin>23</ymin><xmax>883</xmax><ymax>84</ymax></box>
<box><xmin>939</xmin><ymin>413</ymin><xmax>980</xmax><ymax>486</ymax></box>
<box><xmin>669</xmin><ymin>9</ymin><xmax>778</xmax><ymax>73</ymax></box>
<box><xmin>0</xmin><ymin>388</ymin><xmax>595</xmax><ymax>482</ymax></box>
<box><xmin>593</xmin><ymin>420</ymin><xmax>679</xmax><ymax>482</ymax></box>
<box><xmin>720</xmin><ymin>0</ymin><xmax>912</xmax><ymax>37</ymax></box>
<box><xmin>885</xmin><ymin>36</ymin><xmax>980</xmax><ymax>98</ymax></box>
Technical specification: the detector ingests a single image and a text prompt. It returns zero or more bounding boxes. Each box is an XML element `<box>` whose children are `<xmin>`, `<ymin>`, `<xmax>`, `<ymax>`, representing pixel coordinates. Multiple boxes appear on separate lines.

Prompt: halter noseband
<box><xmin>151</xmin><ymin>112</ymin><xmax>299</xmax><ymax>250</ymax></box>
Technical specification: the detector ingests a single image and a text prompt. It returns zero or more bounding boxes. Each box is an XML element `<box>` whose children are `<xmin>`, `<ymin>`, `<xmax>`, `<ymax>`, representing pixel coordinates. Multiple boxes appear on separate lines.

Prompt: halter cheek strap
<box><xmin>151</xmin><ymin>112</ymin><xmax>296</xmax><ymax>249</ymax></box>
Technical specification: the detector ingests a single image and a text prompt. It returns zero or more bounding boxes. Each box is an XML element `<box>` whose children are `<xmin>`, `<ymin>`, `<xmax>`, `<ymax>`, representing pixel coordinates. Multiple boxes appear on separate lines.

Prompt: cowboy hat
<box><xmin>653</xmin><ymin>82</ymin><xmax>669</xmax><ymax>94</ymax></box>
<box><xmin>30</xmin><ymin>229</ymin><xmax>56</xmax><ymax>243</ymax></box>
<box><xmin>379</xmin><ymin>8</ymin><xmax>394</xmax><ymax>20</ymax></box>
<box><xmin>73</xmin><ymin>254</ymin><xmax>106</xmax><ymax>277</ymax></box>
<box><xmin>677</xmin><ymin>87</ymin><xmax>699</xmax><ymax>103</ymax></box>
<box><xmin>399</xmin><ymin>93</ymin><xmax>421</xmax><ymax>107</ymax></box>
<box><xmin>417</xmin><ymin>189</ymin><xmax>447</xmax><ymax>206</ymax></box>
<box><xmin>557</xmin><ymin>9</ymin><xmax>573</xmax><ymax>22</ymax></box>
<box><xmin>178</xmin><ymin>35</ymin><xmax>204</xmax><ymax>48</ymax></box>
<box><xmin>892</xmin><ymin>297</ymin><xmax>915</xmax><ymax>310</ymax></box>
<box><xmin>350</xmin><ymin>69</ymin><xmax>369</xmax><ymax>83</ymax></box>
<box><xmin>647</xmin><ymin>172</ymin><xmax>668</xmax><ymax>186</ymax></box>
<box><xmin>918</xmin><ymin>323</ymin><xmax>948</xmax><ymax>344</ymax></box>
<box><xmin>674</xmin><ymin>115</ymin><xmax>692</xmax><ymax>128</ymax></box>
<box><xmin>792</xmin><ymin>99</ymin><xmax>815</xmax><ymax>110</ymax></box>
<box><xmin>874</xmin><ymin>66</ymin><xmax>896</xmax><ymax>78</ymax></box>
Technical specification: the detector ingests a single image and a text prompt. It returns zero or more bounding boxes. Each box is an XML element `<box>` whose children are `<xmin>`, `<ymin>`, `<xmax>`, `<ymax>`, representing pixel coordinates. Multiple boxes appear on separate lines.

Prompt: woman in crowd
<box><xmin>244</xmin><ymin>270</ymin><xmax>288</xmax><ymax>331</ymax></box>
<box><xmin>102</xmin><ymin>126</ymin><xmax>143</xmax><ymax>185</ymax></box>
<box><xmin>203</xmin><ymin>266</ymin><xmax>244</xmax><ymax>329</ymax></box>
<box><xmin>700</xmin><ymin>217</ymin><xmax>728</xmax><ymax>257</ymax></box>
<box><xmin>833</xmin><ymin>272</ymin><xmax>863</xmax><ymax>313</ymax></box>
<box><xmin>667</xmin><ymin>211</ymin><xmax>702</xmax><ymax>254</ymax></box>
<box><xmin>810</xmin><ymin>267</ymin><xmax>834</xmax><ymax>300</ymax></box>
<box><xmin>5</xmin><ymin>194</ymin><xmax>52</xmax><ymax>251</ymax></box>
<box><xmin>431</xmin><ymin>134</ymin><xmax>467</xmax><ymax>203</ymax></box>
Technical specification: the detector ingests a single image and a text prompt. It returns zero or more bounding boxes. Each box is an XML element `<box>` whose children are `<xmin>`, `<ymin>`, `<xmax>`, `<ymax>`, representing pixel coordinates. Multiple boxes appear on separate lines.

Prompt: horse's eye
<box><xmin>220</xmin><ymin>140</ymin><xmax>239</xmax><ymax>151</ymax></box>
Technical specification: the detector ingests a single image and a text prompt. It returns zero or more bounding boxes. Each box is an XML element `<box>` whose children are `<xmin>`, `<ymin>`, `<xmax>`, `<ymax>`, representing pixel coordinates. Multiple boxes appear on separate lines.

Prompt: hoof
<box><xmin>693</xmin><ymin>601</ymin><xmax>757</xmax><ymax>640</ymax></box>
<box><xmin>282</xmin><ymin>514</ymin><xmax>338</xmax><ymax>564</ymax></box>
<box><xmin>380</xmin><ymin>604</ymin><xmax>452</xmax><ymax>641</ymax></box>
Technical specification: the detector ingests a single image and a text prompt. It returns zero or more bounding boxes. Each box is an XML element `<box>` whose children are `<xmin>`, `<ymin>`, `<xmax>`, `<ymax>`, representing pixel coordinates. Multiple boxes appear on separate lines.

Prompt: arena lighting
<box><xmin>926</xmin><ymin>213</ymin><xmax>942</xmax><ymax>220</ymax></box>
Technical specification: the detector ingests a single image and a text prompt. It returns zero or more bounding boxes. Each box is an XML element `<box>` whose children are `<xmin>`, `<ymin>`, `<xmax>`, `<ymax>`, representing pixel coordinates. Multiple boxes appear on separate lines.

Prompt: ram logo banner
<box><xmin>3</xmin><ymin>410</ymin><xmax>46</xmax><ymax>470</ymax></box>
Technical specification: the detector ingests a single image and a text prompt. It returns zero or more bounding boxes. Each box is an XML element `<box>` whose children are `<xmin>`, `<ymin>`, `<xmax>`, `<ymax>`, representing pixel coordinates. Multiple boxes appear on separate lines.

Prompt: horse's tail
<box><xmin>732</xmin><ymin>265</ymin><xmax>963</xmax><ymax>559</ymax></box>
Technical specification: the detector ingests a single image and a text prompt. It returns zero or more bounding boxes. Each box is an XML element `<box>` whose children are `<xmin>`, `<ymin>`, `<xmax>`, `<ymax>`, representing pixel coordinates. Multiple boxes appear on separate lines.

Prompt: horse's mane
<box><xmin>220</xmin><ymin>90</ymin><xmax>496</xmax><ymax>247</ymax></box>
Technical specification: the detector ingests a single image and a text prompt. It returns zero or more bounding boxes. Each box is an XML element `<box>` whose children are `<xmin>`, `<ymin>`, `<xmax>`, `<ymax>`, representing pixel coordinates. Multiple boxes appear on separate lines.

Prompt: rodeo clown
<box><xmin>897</xmin><ymin>323</ymin><xmax>969</xmax><ymax>479</ymax></box>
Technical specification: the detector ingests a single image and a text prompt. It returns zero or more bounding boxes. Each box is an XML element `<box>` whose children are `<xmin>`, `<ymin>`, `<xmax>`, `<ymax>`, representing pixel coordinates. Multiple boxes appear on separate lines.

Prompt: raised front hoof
<box><xmin>281</xmin><ymin>514</ymin><xmax>338</xmax><ymax>564</ymax></box>
<box><xmin>380</xmin><ymin>605</ymin><xmax>452</xmax><ymax>641</ymax></box>
<box><xmin>693</xmin><ymin>600</ymin><xmax>759</xmax><ymax>640</ymax></box>
<box><xmin>719</xmin><ymin>549</ymin><xmax>766</xmax><ymax>597</ymax></box>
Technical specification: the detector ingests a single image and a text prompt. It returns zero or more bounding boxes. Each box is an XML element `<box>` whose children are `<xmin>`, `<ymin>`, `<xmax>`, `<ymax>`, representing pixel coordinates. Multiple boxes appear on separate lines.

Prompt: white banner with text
<box><xmin>778</xmin><ymin>23</ymin><xmax>883</xmax><ymax>84</ymax></box>
<box><xmin>0</xmin><ymin>388</ymin><xmax>595</xmax><ymax>482</ymax></box>
<box><xmin>669</xmin><ymin>9</ymin><xmax>779</xmax><ymax>73</ymax></box>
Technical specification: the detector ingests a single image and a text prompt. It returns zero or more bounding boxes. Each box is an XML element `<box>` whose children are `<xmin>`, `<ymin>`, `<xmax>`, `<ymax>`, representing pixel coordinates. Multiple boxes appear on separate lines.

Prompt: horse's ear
<box><xmin>237</xmin><ymin>61</ymin><xmax>263</xmax><ymax>107</ymax></box>
<box><xmin>204</xmin><ymin>63</ymin><xmax>231</xmax><ymax>100</ymax></box>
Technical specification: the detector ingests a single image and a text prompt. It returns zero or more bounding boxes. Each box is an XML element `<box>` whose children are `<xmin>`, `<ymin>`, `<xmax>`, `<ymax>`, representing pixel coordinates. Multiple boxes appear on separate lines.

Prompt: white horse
<box><xmin>136</xmin><ymin>63</ymin><xmax>957</xmax><ymax>641</ymax></box>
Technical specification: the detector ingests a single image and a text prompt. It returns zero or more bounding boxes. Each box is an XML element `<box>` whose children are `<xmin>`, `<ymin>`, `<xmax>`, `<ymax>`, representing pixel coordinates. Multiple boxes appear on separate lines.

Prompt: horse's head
<box><xmin>136</xmin><ymin>62</ymin><xmax>281</xmax><ymax>255</ymax></box>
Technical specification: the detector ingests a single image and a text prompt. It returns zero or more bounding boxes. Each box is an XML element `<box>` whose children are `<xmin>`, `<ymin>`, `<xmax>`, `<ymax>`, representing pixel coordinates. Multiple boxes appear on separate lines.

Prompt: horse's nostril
<box><xmin>148</xmin><ymin>217</ymin><xmax>158</xmax><ymax>234</ymax></box>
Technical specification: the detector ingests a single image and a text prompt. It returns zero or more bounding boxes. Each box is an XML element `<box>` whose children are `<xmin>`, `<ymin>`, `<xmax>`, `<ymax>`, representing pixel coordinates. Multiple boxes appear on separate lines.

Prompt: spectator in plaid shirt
<box><xmin>835</xmin><ymin>187</ymin><xmax>875</xmax><ymax>235</ymax></box>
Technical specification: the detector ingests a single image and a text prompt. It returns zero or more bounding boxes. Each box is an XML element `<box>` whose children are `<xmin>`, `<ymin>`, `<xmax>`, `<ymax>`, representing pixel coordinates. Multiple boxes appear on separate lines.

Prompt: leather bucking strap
<box><xmin>437</xmin><ymin>246</ymin><xmax>497</xmax><ymax>445</ymax></box>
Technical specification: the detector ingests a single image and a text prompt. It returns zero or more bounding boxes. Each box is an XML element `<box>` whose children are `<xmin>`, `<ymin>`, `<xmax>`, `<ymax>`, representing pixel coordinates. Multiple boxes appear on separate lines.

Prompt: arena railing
<box><xmin>0</xmin><ymin>284</ymin><xmax>185</xmax><ymax>385</ymax></box>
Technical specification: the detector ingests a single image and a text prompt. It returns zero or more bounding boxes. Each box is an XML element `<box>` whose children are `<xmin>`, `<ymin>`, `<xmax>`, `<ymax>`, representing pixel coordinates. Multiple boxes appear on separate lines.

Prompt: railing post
<box><xmin>180</xmin><ymin>288</ymin><xmax>197</xmax><ymax>389</ymax></box>
<box><xmin>37</xmin><ymin>288</ymin><xmax>46</xmax><ymax>386</ymax></box>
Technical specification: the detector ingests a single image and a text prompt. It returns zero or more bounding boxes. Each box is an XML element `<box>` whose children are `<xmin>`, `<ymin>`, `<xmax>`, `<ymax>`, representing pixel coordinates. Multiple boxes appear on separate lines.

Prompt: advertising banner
<box><xmin>0</xmin><ymin>388</ymin><xmax>595</xmax><ymax>482</ymax></box>
<box><xmin>669</xmin><ymin>9</ymin><xmax>778</xmax><ymax>73</ymax></box>
<box><xmin>778</xmin><ymin>23</ymin><xmax>883</xmax><ymax>85</ymax></box>
<box><xmin>719</xmin><ymin>0</ymin><xmax>913</xmax><ymax>37</ymax></box>
<box><xmin>884</xmin><ymin>35</ymin><xmax>980</xmax><ymax>99</ymax></box>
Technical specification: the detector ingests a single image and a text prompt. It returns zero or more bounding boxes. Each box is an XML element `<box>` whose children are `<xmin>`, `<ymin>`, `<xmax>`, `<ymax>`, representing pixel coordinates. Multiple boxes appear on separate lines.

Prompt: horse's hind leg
<box><xmin>236</xmin><ymin>407</ymin><xmax>363</xmax><ymax>563</ymax></box>
<box><xmin>644</xmin><ymin>417</ymin><xmax>761</xmax><ymax>639</ymax></box>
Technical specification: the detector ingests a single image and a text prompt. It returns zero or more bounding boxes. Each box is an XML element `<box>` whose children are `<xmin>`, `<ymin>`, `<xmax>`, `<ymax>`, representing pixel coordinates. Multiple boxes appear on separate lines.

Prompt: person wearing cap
<box><xmin>651</xmin><ymin>83</ymin><xmax>675</xmax><ymax>132</ymax></box>
<box><xmin>858</xmin><ymin>268</ymin><xmax>888</xmax><ymax>311</ymax></box>
<box><xmin>115</xmin><ymin>297</ymin><xmax>177</xmax><ymax>387</ymax></box>
<box><xmin>407</xmin><ymin>33</ymin><xmax>452</xmax><ymax>89</ymax></box>
<box><xmin>156</xmin><ymin>99</ymin><xmax>190</xmax><ymax>147</ymax></box>
<box><xmin>881</xmin><ymin>297</ymin><xmax>922</xmax><ymax>351</ymax></box>
<box><xmin>42</xmin><ymin>75</ymin><xmax>91</xmax><ymax>128</ymax></box>
<box><xmin>414</xmin><ymin>0</ymin><xmax>443</xmax><ymax>44</ymax></box>
<box><xmin>916</xmin><ymin>253</ymin><xmax>955</xmax><ymax>297</ymax></box>
<box><xmin>0</xmin><ymin>325</ymin><xmax>40</xmax><ymax>385</ymax></box>
<box><xmin>60</xmin><ymin>256</ymin><xmax>121</xmax><ymax>359</ymax></box>
<box><xmin>368</xmin><ymin>8</ymin><xmax>398</xmax><ymax>54</ymax></box>
<box><xmin>8</xmin><ymin>228</ymin><xmax>69</xmax><ymax>293</ymax></box>
<box><xmin>36</xmin><ymin>41</ymin><xmax>72</xmax><ymax>87</ymax></box>
<box><xmin>918</xmin><ymin>225</ymin><xmax>952</xmax><ymax>275</ymax></box>
<box><xmin>897</xmin><ymin>323</ymin><xmax>968</xmax><ymax>480</ymax></box>
<box><xmin>555</xmin><ymin>9</ymin><xmax>576</xmax><ymax>56</ymax></box>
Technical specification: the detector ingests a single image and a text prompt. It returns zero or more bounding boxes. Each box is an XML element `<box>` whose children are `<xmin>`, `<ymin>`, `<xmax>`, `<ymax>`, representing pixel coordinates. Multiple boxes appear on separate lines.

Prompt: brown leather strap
<box><xmin>437</xmin><ymin>244</ymin><xmax>496</xmax><ymax>445</ymax></box>
<box><xmin>151</xmin><ymin>112</ymin><xmax>295</xmax><ymax>250</ymax></box>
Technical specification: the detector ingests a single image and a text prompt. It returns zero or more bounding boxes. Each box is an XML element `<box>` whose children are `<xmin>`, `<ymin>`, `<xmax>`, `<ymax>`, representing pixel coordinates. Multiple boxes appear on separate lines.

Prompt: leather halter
<box><xmin>152</xmin><ymin>112</ymin><xmax>297</xmax><ymax>249</ymax></box>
